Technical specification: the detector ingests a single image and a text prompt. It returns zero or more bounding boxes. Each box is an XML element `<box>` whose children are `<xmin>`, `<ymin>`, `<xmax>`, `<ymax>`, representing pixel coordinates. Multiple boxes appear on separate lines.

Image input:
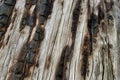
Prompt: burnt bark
<box><xmin>0</xmin><ymin>0</ymin><xmax>120</xmax><ymax>80</ymax></box>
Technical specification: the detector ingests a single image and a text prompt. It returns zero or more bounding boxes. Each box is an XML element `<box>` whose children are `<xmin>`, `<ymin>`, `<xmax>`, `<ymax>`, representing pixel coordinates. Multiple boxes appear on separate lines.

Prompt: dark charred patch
<box><xmin>36</xmin><ymin>0</ymin><xmax>54</xmax><ymax>25</ymax></box>
<box><xmin>0</xmin><ymin>2</ymin><xmax>15</xmax><ymax>27</ymax></box>
<box><xmin>24</xmin><ymin>26</ymin><xmax>44</xmax><ymax>75</ymax></box>
<box><xmin>18</xmin><ymin>44</ymin><xmax>28</xmax><ymax>63</ymax></box>
<box><xmin>10</xmin><ymin>25</ymin><xmax>45</xmax><ymax>79</ymax></box>
<box><xmin>81</xmin><ymin>36</ymin><xmax>91</xmax><ymax>79</ymax></box>
<box><xmin>19</xmin><ymin>13</ymin><xmax>27</xmax><ymax>31</ymax></box>
<box><xmin>27</xmin><ymin>14</ymin><xmax>36</xmax><ymax>27</ymax></box>
<box><xmin>107</xmin><ymin>14</ymin><xmax>114</xmax><ymax>25</ymax></box>
<box><xmin>9</xmin><ymin>45</ymin><xmax>28</xmax><ymax>79</ymax></box>
<box><xmin>0</xmin><ymin>4</ymin><xmax>13</xmax><ymax>16</ymax></box>
<box><xmin>81</xmin><ymin>50</ymin><xmax>89</xmax><ymax>78</ymax></box>
<box><xmin>88</xmin><ymin>13</ymin><xmax>99</xmax><ymax>37</ymax></box>
<box><xmin>98</xmin><ymin>6</ymin><xmax>104</xmax><ymax>24</ymax></box>
<box><xmin>4</xmin><ymin>0</ymin><xmax>16</xmax><ymax>6</ymax></box>
<box><xmin>8</xmin><ymin>62</ymin><xmax>25</xmax><ymax>80</ymax></box>
<box><xmin>55</xmin><ymin>45</ymin><xmax>70</xmax><ymax>80</ymax></box>
<box><xmin>88</xmin><ymin>13</ymin><xmax>99</xmax><ymax>54</ymax></box>
<box><xmin>14</xmin><ymin>62</ymin><xmax>24</xmax><ymax>75</ymax></box>
<box><xmin>26</xmin><ymin>41</ymin><xmax>37</xmax><ymax>66</ymax></box>
<box><xmin>26</xmin><ymin>51</ymin><xmax>36</xmax><ymax>66</ymax></box>
<box><xmin>8</xmin><ymin>0</ymin><xmax>46</xmax><ymax>79</ymax></box>
<box><xmin>0</xmin><ymin>0</ymin><xmax>16</xmax><ymax>41</ymax></box>
<box><xmin>8</xmin><ymin>0</ymin><xmax>50</xmax><ymax>79</ymax></box>
<box><xmin>19</xmin><ymin>0</ymin><xmax>37</xmax><ymax>31</ymax></box>
<box><xmin>71</xmin><ymin>0</ymin><xmax>81</xmax><ymax>40</ymax></box>
<box><xmin>35</xmin><ymin>26</ymin><xmax>45</xmax><ymax>41</ymax></box>
<box><xmin>0</xmin><ymin>14</ymin><xmax>9</xmax><ymax>25</ymax></box>
<box><xmin>24</xmin><ymin>27</ymin><xmax>45</xmax><ymax>76</ymax></box>
<box><xmin>107</xmin><ymin>14</ymin><xmax>113</xmax><ymax>21</ymax></box>
<box><xmin>26</xmin><ymin>3</ymin><xmax>37</xmax><ymax>27</ymax></box>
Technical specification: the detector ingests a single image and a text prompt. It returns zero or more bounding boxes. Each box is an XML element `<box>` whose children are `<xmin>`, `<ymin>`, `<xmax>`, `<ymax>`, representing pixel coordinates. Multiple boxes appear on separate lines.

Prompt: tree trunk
<box><xmin>0</xmin><ymin>0</ymin><xmax>120</xmax><ymax>80</ymax></box>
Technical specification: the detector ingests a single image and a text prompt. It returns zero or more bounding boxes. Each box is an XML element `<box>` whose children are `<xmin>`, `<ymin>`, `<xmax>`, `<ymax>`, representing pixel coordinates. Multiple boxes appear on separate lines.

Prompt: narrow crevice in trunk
<box><xmin>81</xmin><ymin>35</ymin><xmax>91</xmax><ymax>80</ymax></box>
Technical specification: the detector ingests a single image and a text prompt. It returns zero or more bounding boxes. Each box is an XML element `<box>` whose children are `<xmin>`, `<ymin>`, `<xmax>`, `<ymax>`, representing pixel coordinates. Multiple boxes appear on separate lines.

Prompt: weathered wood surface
<box><xmin>0</xmin><ymin>0</ymin><xmax>120</xmax><ymax>80</ymax></box>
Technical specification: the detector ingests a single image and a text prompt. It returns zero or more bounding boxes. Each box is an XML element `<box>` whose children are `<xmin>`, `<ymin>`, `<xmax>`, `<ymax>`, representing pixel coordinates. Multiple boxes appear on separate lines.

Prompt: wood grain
<box><xmin>0</xmin><ymin>0</ymin><xmax>120</xmax><ymax>80</ymax></box>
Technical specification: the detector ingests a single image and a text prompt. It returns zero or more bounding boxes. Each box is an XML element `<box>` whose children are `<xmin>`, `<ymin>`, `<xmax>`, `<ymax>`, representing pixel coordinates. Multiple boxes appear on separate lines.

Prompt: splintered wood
<box><xmin>0</xmin><ymin>0</ymin><xmax>120</xmax><ymax>80</ymax></box>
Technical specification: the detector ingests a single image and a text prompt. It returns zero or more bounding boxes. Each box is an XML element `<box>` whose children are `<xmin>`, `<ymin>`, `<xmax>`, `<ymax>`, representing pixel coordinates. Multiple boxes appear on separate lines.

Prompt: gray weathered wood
<box><xmin>0</xmin><ymin>0</ymin><xmax>120</xmax><ymax>80</ymax></box>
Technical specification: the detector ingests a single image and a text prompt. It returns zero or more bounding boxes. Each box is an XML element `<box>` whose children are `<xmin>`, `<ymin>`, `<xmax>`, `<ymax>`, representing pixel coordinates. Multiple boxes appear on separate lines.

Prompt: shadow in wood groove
<box><xmin>81</xmin><ymin>36</ymin><xmax>91</xmax><ymax>80</ymax></box>
<box><xmin>55</xmin><ymin>45</ymin><xmax>70</xmax><ymax>80</ymax></box>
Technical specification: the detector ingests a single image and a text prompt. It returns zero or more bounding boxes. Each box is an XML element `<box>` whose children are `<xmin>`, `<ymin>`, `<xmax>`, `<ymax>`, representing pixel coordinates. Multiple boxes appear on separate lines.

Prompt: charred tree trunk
<box><xmin>0</xmin><ymin>0</ymin><xmax>120</xmax><ymax>80</ymax></box>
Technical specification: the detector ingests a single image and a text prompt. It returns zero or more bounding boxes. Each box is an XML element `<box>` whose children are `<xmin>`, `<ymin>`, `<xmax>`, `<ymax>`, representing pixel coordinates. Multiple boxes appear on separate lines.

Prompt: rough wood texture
<box><xmin>0</xmin><ymin>0</ymin><xmax>120</xmax><ymax>80</ymax></box>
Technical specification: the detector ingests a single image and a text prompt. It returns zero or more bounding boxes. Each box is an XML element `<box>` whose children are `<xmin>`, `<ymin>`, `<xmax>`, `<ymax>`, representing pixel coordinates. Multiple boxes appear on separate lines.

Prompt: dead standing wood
<box><xmin>0</xmin><ymin>0</ymin><xmax>120</xmax><ymax>80</ymax></box>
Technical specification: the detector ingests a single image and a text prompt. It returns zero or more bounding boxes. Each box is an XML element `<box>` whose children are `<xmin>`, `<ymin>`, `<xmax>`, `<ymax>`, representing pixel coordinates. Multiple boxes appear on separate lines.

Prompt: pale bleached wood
<box><xmin>0</xmin><ymin>0</ymin><xmax>120</xmax><ymax>80</ymax></box>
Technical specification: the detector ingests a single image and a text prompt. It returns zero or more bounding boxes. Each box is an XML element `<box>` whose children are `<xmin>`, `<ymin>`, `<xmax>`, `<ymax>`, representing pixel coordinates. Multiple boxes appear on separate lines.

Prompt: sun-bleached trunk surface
<box><xmin>0</xmin><ymin>0</ymin><xmax>120</xmax><ymax>80</ymax></box>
